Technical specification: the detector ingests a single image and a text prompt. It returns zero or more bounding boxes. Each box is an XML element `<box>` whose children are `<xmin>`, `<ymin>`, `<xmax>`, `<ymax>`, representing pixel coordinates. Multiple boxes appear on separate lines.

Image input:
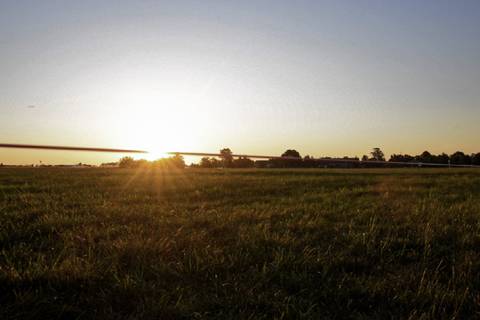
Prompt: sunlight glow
<box><xmin>103</xmin><ymin>77</ymin><xmax>217</xmax><ymax>162</ymax></box>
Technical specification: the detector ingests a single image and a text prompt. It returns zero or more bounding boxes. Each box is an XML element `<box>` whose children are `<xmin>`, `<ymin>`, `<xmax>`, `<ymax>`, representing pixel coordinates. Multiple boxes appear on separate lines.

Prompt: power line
<box><xmin>0</xmin><ymin>143</ymin><xmax>147</xmax><ymax>154</ymax></box>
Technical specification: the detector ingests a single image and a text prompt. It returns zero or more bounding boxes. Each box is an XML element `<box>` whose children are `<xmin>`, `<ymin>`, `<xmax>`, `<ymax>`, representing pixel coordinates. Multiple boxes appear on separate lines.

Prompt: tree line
<box><xmin>194</xmin><ymin>148</ymin><xmax>480</xmax><ymax>168</ymax></box>
<box><xmin>114</xmin><ymin>147</ymin><xmax>480</xmax><ymax>169</ymax></box>
<box><xmin>191</xmin><ymin>149</ymin><xmax>255</xmax><ymax>168</ymax></box>
<box><xmin>116</xmin><ymin>154</ymin><xmax>186</xmax><ymax>169</ymax></box>
<box><xmin>389</xmin><ymin>151</ymin><xmax>480</xmax><ymax>166</ymax></box>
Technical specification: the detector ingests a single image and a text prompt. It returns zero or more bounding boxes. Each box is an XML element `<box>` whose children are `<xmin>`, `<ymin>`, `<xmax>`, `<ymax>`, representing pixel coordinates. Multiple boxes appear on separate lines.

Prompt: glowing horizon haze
<box><xmin>1</xmin><ymin>0</ymin><xmax>479</xmax><ymax>164</ymax></box>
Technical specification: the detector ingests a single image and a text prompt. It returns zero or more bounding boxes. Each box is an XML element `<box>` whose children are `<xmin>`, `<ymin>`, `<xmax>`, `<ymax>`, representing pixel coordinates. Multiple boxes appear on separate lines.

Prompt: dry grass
<box><xmin>1</xmin><ymin>168</ymin><xmax>480</xmax><ymax>319</ymax></box>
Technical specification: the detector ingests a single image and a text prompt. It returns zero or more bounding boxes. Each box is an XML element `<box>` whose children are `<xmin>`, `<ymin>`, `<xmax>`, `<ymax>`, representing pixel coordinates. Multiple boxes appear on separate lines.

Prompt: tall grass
<box><xmin>1</xmin><ymin>168</ymin><xmax>480</xmax><ymax>319</ymax></box>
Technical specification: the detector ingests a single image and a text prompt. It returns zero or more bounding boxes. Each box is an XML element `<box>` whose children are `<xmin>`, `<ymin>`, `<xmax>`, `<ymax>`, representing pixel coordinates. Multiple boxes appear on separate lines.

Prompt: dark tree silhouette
<box><xmin>119</xmin><ymin>156</ymin><xmax>136</xmax><ymax>168</ymax></box>
<box><xmin>389</xmin><ymin>154</ymin><xmax>414</xmax><ymax>163</ymax></box>
<box><xmin>199</xmin><ymin>157</ymin><xmax>223</xmax><ymax>168</ymax></box>
<box><xmin>210</xmin><ymin>158</ymin><xmax>222</xmax><ymax>168</ymax></box>
<box><xmin>417</xmin><ymin>151</ymin><xmax>433</xmax><ymax>163</ymax></box>
<box><xmin>370</xmin><ymin>148</ymin><xmax>385</xmax><ymax>161</ymax></box>
<box><xmin>200</xmin><ymin>157</ymin><xmax>212</xmax><ymax>168</ymax></box>
<box><xmin>472</xmin><ymin>153</ymin><xmax>480</xmax><ymax>166</ymax></box>
<box><xmin>281</xmin><ymin>149</ymin><xmax>301</xmax><ymax>158</ymax></box>
<box><xmin>437</xmin><ymin>153</ymin><xmax>450</xmax><ymax>164</ymax></box>
<box><xmin>450</xmin><ymin>151</ymin><xmax>470</xmax><ymax>165</ymax></box>
<box><xmin>220</xmin><ymin>148</ymin><xmax>233</xmax><ymax>167</ymax></box>
<box><xmin>233</xmin><ymin>157</ymin><xmax>254</xmax><ymax>168</ymax></box>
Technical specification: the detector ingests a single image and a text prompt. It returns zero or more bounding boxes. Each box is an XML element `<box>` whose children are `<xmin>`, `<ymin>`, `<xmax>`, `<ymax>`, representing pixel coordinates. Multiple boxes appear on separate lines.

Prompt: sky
<box><xmin>1</xmin><ymin>0</ymin><xmax>479</xmax><ymax>164</ymax></box>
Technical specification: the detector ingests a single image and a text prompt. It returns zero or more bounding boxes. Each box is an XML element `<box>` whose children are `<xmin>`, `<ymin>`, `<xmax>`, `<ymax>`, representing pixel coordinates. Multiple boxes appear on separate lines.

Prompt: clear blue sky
<box><xmin>1</xmin><ymin>0</ymin><xmax>479</xmax><ymax>164</ymax></box>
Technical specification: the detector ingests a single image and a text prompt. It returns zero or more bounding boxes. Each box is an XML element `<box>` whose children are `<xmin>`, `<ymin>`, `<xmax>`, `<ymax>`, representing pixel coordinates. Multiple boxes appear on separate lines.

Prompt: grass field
<box><xmin>1</xmin><ymin>168</ymin><xmax>480</xmax><ymax>319</ymax></box>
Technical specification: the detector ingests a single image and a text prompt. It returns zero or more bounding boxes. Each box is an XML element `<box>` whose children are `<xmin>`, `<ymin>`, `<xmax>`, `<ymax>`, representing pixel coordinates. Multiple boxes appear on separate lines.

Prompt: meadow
<box><xmin>1</xmin><ymin>167</ymin><xmax>480</xmax><ymax>319</ymax></box>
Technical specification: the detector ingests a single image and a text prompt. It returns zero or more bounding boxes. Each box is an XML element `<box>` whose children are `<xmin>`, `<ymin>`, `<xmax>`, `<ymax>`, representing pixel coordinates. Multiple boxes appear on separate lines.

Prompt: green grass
<box><xmin>1</xmin><ymin>168</ymin><xmax>480</xmax><ymax>319</ymax></box>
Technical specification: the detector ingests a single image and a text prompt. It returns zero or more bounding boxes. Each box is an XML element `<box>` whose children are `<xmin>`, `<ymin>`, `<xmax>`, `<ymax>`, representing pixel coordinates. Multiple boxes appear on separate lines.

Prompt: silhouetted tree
<box><xmin>199</xmin><ymin>157</ymin><xmax>222</xmax><ymax>168</ymax></box>
<box><xmin>361</xmin><ymin>155</ymin><xmax>369</xmax><ymax>162</ymax></box>
<box><xmin>220</xmin><ymin>148</ymin><xmax>233</xmax><ymax>167</ymax></box>
<box><xmin>450</xmin><ymin>151</ymin><xmax>470</xmax><ymax>165</ymax></box>
<box><xmin>211</xmin><ymin>158</ymin><xmax>222</xmax><ymax>168</ymax></box>
<box><xmin>466</xmin><ymin>154</ymin><xmax>472</xmax><ymax>165</ymax></box>
<box><xmin>170</xmin><ymin>154</ymin><xmax>186</xmax><ymax>169</ymax></box>
<box><xmin>436</xmin><ymin>153</ymin><xmax>450</xmax><ymax>164</ymax></box>
<box><xmin>370</xmin><ymin>148</ymin><xmax>385</xmax><ymax>161</ymax></box>
<box><xmin>200</xmin><ymin>157</ymin><xmax>212</xmax><ymax>168</ymax></box>
<box><xmin>472</xmin><ymin>153</ymin><xmax>480</xmax><ymax>166</ymax></box>
<box><xmin>389</xmin><ymin>154</ymin><xmax>414</xmax><ymax>163</ymax></box>
<box><xmin>119</xmin><ymin>156</ymin><xmax>136</xmax><ymax>168</ymax></box>
<box><xmin>389</xmin><ymin>154</ymin><xmax>400</xmax><ymax>162</ymax></box>
<box><xmin>417</xmin><ymin>151</ymin><xmax>434</xmax><ymax>163</ymax></box>
<box><xmin>232</xmin><ymin>157</ymin><xmax>254</xmax><ymax>168</ymax></box>
<box><xmin>281</xmin><ymin>149</ymin><xmax>301</xmax><ymax>158</ymax></box>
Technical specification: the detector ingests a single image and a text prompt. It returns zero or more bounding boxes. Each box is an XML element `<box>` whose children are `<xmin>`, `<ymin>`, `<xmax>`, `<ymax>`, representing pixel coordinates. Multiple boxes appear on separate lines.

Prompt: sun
<box><xmin>124</xmin><ymin>129</ymin><xmax>194</xmax><ymax>162</ymax></box>
<box><xmin>109</xmin><ymin>83</ymin><xmax>214</xmax><ymax>162</ymax></box>
<box><xmin>142</xmin><ymin>150</ymin><xmax>169</xmax><ymax>161</ymax></box>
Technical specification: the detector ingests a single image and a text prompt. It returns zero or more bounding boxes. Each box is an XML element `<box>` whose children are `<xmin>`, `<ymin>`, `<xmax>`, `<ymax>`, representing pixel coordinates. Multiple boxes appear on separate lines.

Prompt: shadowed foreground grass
<box><xmin>1</xmin><ymin>168</ymin><xmax>480</xmax><ymax>319</ymax></box>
